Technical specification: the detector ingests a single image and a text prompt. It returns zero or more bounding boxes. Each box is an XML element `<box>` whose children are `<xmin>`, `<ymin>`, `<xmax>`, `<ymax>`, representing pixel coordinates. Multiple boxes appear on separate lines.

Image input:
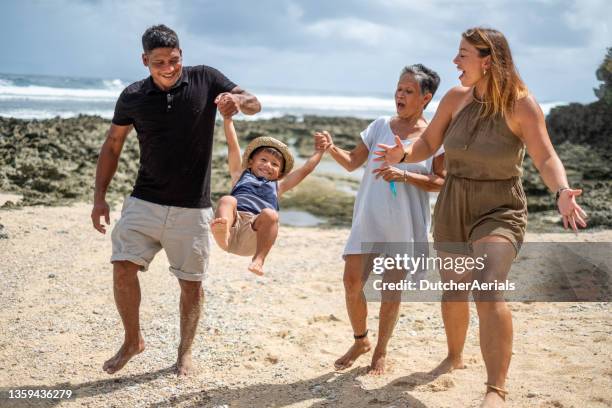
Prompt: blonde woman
<box><xmin>376</xmin><ymin>27</ymin><xmax>586</xmax><ymax>407</ymax></box>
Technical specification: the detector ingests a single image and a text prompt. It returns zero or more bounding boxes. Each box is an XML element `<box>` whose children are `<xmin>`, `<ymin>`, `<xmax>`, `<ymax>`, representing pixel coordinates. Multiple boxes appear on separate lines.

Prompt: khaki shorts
<box><xmin>111</xmin><ymin>196</ymin><xmax>213</xmax><ymax>281</ymax></box>
<box><xmin>227</xmin><ymin>211</ymin><xmax>258</xmax><ymax>256</ymax></box>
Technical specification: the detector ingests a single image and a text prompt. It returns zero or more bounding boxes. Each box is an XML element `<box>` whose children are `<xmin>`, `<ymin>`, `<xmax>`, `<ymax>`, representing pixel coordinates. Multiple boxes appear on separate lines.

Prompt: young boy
<box><xmin>211</xmin><ymin>112</ymin><xmax>324</xmax><ymax>276</ymax></box>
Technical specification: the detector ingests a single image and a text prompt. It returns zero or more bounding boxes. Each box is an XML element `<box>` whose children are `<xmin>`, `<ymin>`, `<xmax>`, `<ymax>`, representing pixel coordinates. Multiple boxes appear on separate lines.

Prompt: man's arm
<box><xmin>91</xmin><ymin>124</ymin><xmax>133</xmax><ymax>234</ymax></box>
<box><xmin>278</xmin><ymin>150</ymin><xmax>324</xmax><ymax>196</ymax></box>
<box><xmin>231</xmin><ymin>86</ymin><xmax>261</xmax><ymax>115</ymax></box>
<box><xmin>215</xmin><ymin>86</ymin><xmax>261</xmax><ymax>117</ymax></box>
<box><xmin>223</xmin><ymin>117</ymin><xmax>243</xmax><ymax>186</ymax></box>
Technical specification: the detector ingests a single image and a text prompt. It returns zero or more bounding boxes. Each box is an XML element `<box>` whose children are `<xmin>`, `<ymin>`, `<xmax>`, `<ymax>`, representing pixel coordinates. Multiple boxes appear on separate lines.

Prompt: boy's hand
<box><xmin>314</xmin><ymin>131</ymin><xmax>333</xmax><ymax>151</ymax></box>
<box><xmin>215</xmin><ymin>93</ymin><xmax>240</xmax><ymax>117</ymax></box>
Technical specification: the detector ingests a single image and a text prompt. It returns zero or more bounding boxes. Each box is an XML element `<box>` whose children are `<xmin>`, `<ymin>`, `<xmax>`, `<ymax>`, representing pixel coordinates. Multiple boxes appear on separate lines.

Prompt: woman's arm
<box><xmin>372</xmin><ymin>155</ymin><xmax>445</xmax><ymax>193</ymax></box>
<box><xmin>314</xmin><ymin>131</ymin><xmax>369</xmax><ymax>172</ymax></box>
<box><xmin>223</xmin><ymin>117</ymin><xmax>243</xmax><ymax>186</ymax></box>
<box><xmin>373</xmin><ymin>87</ymin><xmax>467</xmax><ymax>164</ymax></box>
<box><xmin>514</xmin><ymin>95</ymin><xmax>587</xmax><ymax>231</ymax></box>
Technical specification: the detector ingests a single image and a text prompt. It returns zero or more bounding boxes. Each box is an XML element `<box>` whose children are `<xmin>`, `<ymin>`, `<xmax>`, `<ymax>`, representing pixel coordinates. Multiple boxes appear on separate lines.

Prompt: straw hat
<box><xmin>242</xmin><ymin>137</ymin><xmax>294</xmax><ymax>178</ymax></box>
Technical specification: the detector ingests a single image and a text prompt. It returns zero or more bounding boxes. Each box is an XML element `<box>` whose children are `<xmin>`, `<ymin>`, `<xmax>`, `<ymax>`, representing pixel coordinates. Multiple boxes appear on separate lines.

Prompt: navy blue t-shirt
<box><xmin>112</xmin><ymin>65</ymin><xmax>236</xmax><ymax>208</ymax></box>
<box><xmin>230</xmin><ymin>170</ymin><xmax>279</xmax><ymax>214</ymax></box>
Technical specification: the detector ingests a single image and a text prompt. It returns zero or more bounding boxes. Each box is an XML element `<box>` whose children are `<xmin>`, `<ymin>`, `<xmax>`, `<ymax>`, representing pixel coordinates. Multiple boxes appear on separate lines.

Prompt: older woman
<box><xmin>376</xmin><ymin>28</ymin><xmax>586</xmax><ymax>407</ymax></box>
<box><xmin>315</xmin><ymin>64</ymin><xmax>445</xmax><ymax>375</ymax></box>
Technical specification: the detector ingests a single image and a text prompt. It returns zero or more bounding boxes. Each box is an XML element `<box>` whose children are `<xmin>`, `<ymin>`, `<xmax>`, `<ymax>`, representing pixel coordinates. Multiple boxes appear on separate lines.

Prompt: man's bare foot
<box><xmin>334</xmin><ymin>338</ymin><xmax>371</xmax><ymax>370</ymax></box>
<box><xmin>367</xmin><ymin>347</ymin><xmax>387</xmax><ymax>375</ymax></box>
<box><xmin>248</xmin><ymin>257</ymin><xmax>265</xmax><ymax>276</ymax></box>
<box><xmin>429</xmin><ymin>355</ymin><xmax>466</xmax><ymax>377</ymax></box>
<box><xmin>211</xmin><ymin>218</ymin><xmax>230</xmax><ymax>250</ymax></box>
<box><xmin>103</xmin><ymin>337</ymin><xmax>145</xmax><ymax>374</ymax></box>
<box><xmin>176</xmin><ymin>351</ymin><xmax>194</xmax><ymax>377</ymax></box>
<box><xmin>481</xmin><ymin>389</ymin><xmax>506</xmax><ymax>407</ymax></box>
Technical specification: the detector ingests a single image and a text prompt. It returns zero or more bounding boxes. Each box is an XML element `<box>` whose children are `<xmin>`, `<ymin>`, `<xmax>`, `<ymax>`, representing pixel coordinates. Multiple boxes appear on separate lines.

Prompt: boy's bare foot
<box><xmin>248</xmin><ymin>257</ymin><xmax>265</xmax><ymax>276</ymax></box>
<box><xmin>176</xmin><ymin>351</ymin><xmax>194</xmax><ymax>377</ymax></box>
<box><xmin>368</xmin><ymin>347</ymin><xmax>387</xmax><ymax>375</ymax></box>
<box><xmin>211</xmin><ymin>218</ymin><xmax>230</xmax><ymax>250</ymax></box>
<box><xmin>430</xmin><ymin>355</ymin><xmax>466</xmax><ymax>377</ymax></box>
<box><xmin>103</xmin><ymin>336</ymin><xmax>145</xmax><ymax>374</ymax></box>
<box><xmin>334</xmin><ymin>338</ymin><xmax>371</xmax><ymax>370</ymax></box>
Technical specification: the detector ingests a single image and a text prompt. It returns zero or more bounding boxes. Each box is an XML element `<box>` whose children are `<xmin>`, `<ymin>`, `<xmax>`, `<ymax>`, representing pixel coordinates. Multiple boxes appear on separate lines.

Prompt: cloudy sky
<box><xmin>1</xmin><ymin>0</ymin><xmax>610</xmax><ymax>102</ymax></box>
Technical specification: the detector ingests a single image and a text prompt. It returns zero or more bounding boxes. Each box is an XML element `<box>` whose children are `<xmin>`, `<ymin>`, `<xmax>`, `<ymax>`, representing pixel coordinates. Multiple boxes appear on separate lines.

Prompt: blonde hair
<box><xmin>462</xmin><ymin>27</ymin><xmax>528</xmax><ymax>119</ymax></box>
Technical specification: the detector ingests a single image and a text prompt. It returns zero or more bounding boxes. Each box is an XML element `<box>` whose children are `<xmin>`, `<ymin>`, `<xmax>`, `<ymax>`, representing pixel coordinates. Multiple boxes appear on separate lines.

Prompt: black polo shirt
<box><xmin>112</xmin><ymin>65</ymin><xmax>236</xmax><ymax>208</ymax></box>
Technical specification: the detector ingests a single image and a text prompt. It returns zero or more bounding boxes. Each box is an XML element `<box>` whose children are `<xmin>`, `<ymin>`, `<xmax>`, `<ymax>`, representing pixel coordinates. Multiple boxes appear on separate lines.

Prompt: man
<box><xmin>91</xmin><ymin>24</ymin><xmax>261</xmax><ymax>376</ymax></box>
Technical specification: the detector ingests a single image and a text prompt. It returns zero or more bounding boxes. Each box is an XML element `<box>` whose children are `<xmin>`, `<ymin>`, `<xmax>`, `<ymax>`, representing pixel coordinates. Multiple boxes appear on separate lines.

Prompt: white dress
<box><xmin>343</xmin><ymin>116</ymin><xmax>443</xmax><ymax>258</ymax></box>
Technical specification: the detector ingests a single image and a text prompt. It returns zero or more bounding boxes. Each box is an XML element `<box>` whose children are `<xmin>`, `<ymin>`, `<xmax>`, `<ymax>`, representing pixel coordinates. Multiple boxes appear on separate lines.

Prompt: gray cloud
<box><xmin>0</xmin><ymin>0</ymin><xmax>609</xmax><ymax>102</ymax></box>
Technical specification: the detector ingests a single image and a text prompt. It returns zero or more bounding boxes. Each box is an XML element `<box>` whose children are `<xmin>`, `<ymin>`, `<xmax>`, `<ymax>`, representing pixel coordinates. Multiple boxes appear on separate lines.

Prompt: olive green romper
<box><xmin>433</xmin><ymin>98</ymin><xmax>528</xmax><ymax>255</ymax></box>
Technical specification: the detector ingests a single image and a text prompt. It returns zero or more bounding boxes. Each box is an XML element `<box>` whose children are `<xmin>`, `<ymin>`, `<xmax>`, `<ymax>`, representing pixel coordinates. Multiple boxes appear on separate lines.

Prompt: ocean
<box><xmin>0</xmin><ymin>72</ymin><xmax>565</xmax><ymax>121</ymax></box>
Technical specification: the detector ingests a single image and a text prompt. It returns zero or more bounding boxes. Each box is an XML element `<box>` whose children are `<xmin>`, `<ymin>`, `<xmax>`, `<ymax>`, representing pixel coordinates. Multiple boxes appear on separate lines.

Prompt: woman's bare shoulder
<box><xmin>513</xmin><ymin>93</ymin><xmax>544</xmax><ymax>122</ymax></box>
<box><xmin>439</xmin><ymin>86</ymin><xmax>471</xmax><ymax>110</ymax></box>
<box><xmin>446</xmin><ymin>86</ymin><xmax>472</xmax><ymax>97</ymax></box>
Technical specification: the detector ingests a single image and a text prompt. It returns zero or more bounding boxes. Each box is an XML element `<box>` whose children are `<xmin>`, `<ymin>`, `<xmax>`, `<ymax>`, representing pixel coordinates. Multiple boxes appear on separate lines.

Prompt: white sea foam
<box><xmin>0</xmin><ymin>84</ymin><xmax>122</xmax><ymax>102</ymax></box>
<box><xmin>0</xmin><ymin>109</ymin><xmax>113</xmax><ymax>120</ymax></box>
<box><xmin>257</xmin><ymin>93</ymin><xmax>395</xmax><ymax>113</ymax></box>
<box><xmin>0</xmin><ymin>75</ymin><xmax>567</xmax><ymax>119</ymax></box>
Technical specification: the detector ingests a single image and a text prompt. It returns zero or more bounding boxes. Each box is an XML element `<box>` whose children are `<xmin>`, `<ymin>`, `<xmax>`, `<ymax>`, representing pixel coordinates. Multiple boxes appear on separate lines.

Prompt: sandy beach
<box><xmin>0</xmin><ymin>202</ymin><xmax>610</xmax><ymax>407</ymax></box>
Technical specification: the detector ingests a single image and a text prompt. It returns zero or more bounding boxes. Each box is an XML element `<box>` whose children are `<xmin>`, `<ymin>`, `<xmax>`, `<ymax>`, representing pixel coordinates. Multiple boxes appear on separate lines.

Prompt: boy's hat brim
<box><xmin>242</xmin><ymin>137</ymin><xmax>294</xmax><ymax>178</ymax></box>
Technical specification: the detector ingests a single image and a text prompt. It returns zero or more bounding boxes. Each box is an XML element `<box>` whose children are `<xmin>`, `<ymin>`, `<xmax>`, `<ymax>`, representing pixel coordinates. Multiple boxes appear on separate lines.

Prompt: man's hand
<box><xmin>91</xmin><ymin>199</ymin><xmax>111</xmax><ymax>234</ymax></box>
<box><xmin>215</xmin><ymin>92</ymin><xmax>240</xmax><ymax>118</ymax></box>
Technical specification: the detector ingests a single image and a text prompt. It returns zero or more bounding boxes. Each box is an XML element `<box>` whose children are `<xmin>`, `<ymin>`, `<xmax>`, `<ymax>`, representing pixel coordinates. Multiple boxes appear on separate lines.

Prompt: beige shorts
<box><xmin>111</xmin><ymin>196</ymin><xmax>213</xmax><ymax>281</ymax></box>
<box><xmin>227</xmin><ymin>211</ymin><xmax>258</xmax><ymax>256</ymax></box>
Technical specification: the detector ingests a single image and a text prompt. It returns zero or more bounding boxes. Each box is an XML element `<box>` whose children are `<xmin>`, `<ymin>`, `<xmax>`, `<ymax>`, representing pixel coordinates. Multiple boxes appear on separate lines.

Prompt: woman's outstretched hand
<box><xmin>374</xmin><ymin>135</ymin><xmax>405</xmax><ymax>164</ymax></box>
<box><xmin>557</xmin><ymin>188</ymin><xmax>588</xmax><ymax>232</ymax></box>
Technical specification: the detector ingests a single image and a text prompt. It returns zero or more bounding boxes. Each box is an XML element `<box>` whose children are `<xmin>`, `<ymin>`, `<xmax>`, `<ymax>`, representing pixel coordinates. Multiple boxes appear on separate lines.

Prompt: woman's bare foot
<box><xmin>248</xmin><ymin>257</ymin><xmax>265</xmax><ymax>276</ymax></box>
<box><xmin>368</xmin><ymin>347</ymin><xmax>387</xmax><ymax>375</ymax></box>
<box><xmin>103</xmin><ymin>336</ymin><xmax>145</xmax><ymax>374</ymax></box>
<box><xmin>334</xmin><ymin>338</ymin><xmax>371</xmax><ymax>370</ymax></box>
<box><xmin>176</xmin><ymin>351</ymin><xmax>194</xmax><ymax>377</ymax></box>
<box><xmin>430</xmin><ymin>354</ymin><xmax>467</xmax><ymax>377</ymax></box>
<box><xmin>211</xmin><ymin>218</ymin><xmax>230</xmax><ymax>250</ymax></box>
<box><xmin>481</xmin><ymin>389</ymin><xmax>506</xmax><ymax>407</ymax></box>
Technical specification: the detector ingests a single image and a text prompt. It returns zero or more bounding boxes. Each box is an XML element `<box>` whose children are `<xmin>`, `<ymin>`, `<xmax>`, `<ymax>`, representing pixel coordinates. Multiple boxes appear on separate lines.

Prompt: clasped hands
<box><xmin>214</xmin><ymin>92</ymin><xmax>241</xmax><ymax>117</ymax></box>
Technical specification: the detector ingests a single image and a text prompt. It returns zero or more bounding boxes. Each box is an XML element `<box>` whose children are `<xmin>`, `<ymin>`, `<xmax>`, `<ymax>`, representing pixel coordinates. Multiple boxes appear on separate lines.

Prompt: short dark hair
<box><xmin>142</xmin><ymin>24</ymin><xmax>180</xmax><ymax>53</ymax></box>
<box><xmin>399</xmin><ymin>64</ymin><xmax>441</xmax><ymax>108</ymax></box>
<box><xmin>250</xmin><ymin>146</ymin><xmax>286</xmax><ymax>171</ymax></box>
